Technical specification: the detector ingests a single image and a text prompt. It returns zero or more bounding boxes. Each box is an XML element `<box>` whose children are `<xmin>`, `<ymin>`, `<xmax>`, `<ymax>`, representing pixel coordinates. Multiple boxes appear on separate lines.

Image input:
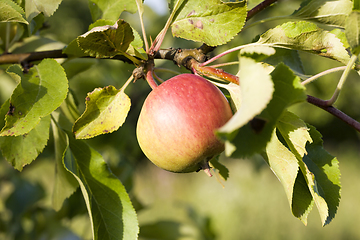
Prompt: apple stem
<box><xmin>201</xmin><ymin>161</ymin><xmax>213</xmax><ymax>177</ymax></box>
<box><xmin>145</xmin><ymin>61</ymin><xmax>158</xmax><ymax>89</ymax></box>
<box><xmin>189</xmin><ymin>58</ymin><xmax>239</xmax><ymax>85</ymax></box>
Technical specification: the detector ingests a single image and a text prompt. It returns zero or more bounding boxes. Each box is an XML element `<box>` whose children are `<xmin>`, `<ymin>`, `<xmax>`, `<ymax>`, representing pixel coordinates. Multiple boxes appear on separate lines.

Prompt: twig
<box><xmin>246</xmin><ymin>0</ymin><xmax>279</xmax><ymax>21</ymax></box>
<box><xmin>0</xmin><ymin>50</ymin><xmax>137</xmax><ymax>65</ymax></box>
<box><xmin>307</xmin><ymin>95</ymin><xmax>360</xmax><ymax>132</ymax></box>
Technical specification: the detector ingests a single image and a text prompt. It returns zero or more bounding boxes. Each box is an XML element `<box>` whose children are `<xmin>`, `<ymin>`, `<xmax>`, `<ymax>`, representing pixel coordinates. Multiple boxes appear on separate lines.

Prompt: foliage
<box><xmin>0</xmin><ymin>0</ymin><xmax>359</xmax><ymax>239</ymax></box>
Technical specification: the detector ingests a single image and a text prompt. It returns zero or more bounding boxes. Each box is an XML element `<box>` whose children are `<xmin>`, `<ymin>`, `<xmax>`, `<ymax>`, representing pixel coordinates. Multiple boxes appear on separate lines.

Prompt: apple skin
<box><xmin>136</xmin><ymin>73</ymin><xmax>233</xmax><ymax>173</ymax></box>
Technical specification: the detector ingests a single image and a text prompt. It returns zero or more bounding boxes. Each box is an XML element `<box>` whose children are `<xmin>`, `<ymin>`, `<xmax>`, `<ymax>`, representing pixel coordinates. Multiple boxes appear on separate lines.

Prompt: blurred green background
<box><xmin>1</xmin><ymin>0</ymin><xmax>360</xmax><ymax>239</ymax></box>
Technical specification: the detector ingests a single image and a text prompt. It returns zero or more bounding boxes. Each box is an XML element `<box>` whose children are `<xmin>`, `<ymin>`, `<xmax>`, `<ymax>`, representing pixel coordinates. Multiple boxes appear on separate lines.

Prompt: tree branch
<box><xmin>246</xmin><ymin>0</ymin><xmax>279</xmax><ymax>21</ymax></box>
<box><xmin>0</xmin><ymin>50</ymin><xmax>136</xmax><ymax>66</ymax></box>
<box><xmin>307</xmin><ymin>95</ymin><xmax>360</xmax><ymax>132</ymax></box>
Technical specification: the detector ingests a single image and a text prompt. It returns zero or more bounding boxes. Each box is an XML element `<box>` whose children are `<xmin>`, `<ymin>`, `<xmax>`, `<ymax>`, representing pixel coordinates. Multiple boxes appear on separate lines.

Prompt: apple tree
<box><xmin>0</xmin><ymin>0</ymin><xmax>359</xmax><ymax>239</ymax></box>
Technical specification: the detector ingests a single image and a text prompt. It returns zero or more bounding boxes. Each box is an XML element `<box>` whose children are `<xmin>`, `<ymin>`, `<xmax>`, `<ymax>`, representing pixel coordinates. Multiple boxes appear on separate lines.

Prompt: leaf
<box><xmin>276</xmin><ymin>111</ymin><xmax>313</xmax><ymax>159</ymax></box>
<box><xmin>291</xmin><ymin>0</ymin><xmax>353</xmax><ymax>27</ymax></box>
<box><xmin>300</xmin><ymin>124</ymin><xmax>341</xmax><ymax>226</ymax></box>
<box><xmin>0</xmin><ymin>0</ymin><xmax>28</xmax><ymax>24</ymax></box>
<box><xmin>291</xmin><ymin>169</ymin><xmax>315</xmax><ymax>225</ymax></box>
<box><xmin>218</xmin><ymin>63</ymin><xmax>306</xmax><ymax>158</ymax></box>
<box><xmin>209</xmin><ymin>156</ymin><xmax>229</xmax><ymax>180</ymax></box>
<box><xmin>0</xmin><ymin>59</ymin><xmax>68</xmax><ymax>136</ymax></box>
<box><xmin>274</xmin><ymin>112</ymin><xmax>341</xmax><ymax>226</ymax></box>
<box><xmin>77</xmin><ymin>19</ymin><xmax>134</xmax><ymax>59</ymax></box>
<box><xmin>65</xmin><ymin>134</ymin><xmax>139</xmax><ymax>240</ymax></box>
<box><xmin>345</xmin><ymin>10</ymin><xmax>360</xmax><ymax>55</ymax></box>
<box><xmin>0</xmin><ymin>100</ymin><xmax>50</xmax><ymax>171</ymax></box>
<box><xmin>264</xmin><ymin>48</ymin><xmax>305</xmax><ymax>76</ymax></box>
<box><xmin>274</xmin><ymin>111</ymin><xmax>314</xmax><ymax>225</ymax></box>
<box><xmin>127</xmin><ymin>26</ymin><xmax>147</xmax><ymax>60</ymax></box>
<box><xmin>25</xmin><ymin>0</ymin><xmax>62</xmax><ymax>17</ymax></box>
<box><xmin>171</xmin><ymin>0</ymin><xmax>247</xmax><ymax>46</ymax></box>
<box><xmin>262</xmin><ymin>130</ymin><xmax>300</xmax><ymax>215</ymax></box>
<box><xmin>24</xmin><ymin>0</ymin><xmax>61</xmax><ymax>34</ymax></box>
<box><xmin>219</xmin><ymin>56</ymin><xmax>274</xmax><ymax>133</ymax></box>
<box><xmin>257</xmin><ymin>21</ymin><xmax>350</xmax><ymax>64</ymax></box>
<box><xmin>73</xmin><ymin>85</ymin><xmax>131</xmax><ymax>139</ymax></box>
<box><xmin>88</xmin><ymin>0</ymin><xmax>137</xmax><ymax>21</ymax></box>
<box><xmin>51</xmin><ymin>111</ymin><xmax>79</xmax><ymax>211</ymax></box>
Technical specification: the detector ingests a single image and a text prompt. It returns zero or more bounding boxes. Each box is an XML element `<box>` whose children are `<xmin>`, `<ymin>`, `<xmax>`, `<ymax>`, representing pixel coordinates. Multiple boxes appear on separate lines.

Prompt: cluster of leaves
<box><xmin>0</xmin><ymin>0</ymin><xmax>360</xmax><ymax>239</ymax></box>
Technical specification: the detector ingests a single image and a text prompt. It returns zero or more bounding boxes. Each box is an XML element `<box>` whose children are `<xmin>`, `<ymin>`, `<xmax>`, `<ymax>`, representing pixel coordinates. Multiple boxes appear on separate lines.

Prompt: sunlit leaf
<box><xmin>0</xmin><ymin>0</ymin><xmax>28</xmax><ymax>24</ymax></box>
<box><xmin>300</xmin><ymin>124</ymin><xmax>341</xmax><ymax>226</ymax></box>
<box><xmin>73</xmin><ymin>85</ymin><xmax>131</xmax><ymax>139</ymax></box>
<box><xmin>257</xmin><ymin>21</ymin><xmax>350</xmax><ymax>64</ymax></box>
<box><xmin>291</xmin><ymin>0</ymin><xmax>353</xmax><ymax>27</ymax></box>
<box><xmin>345</xmin><ymin>10</ymin><xmax>360</xmax><ymax>55</ymax></box>
<box><xmin>0</xmin><ymin>59</ymin><xmax>68</xmax><ymax>136</ymax></box>
<box><xmin>218</xmin><ymin>63</ymin><xmax>306</xmax><ymax>158</ymax></box>
<box><xmin>276</xmin><ymin>111</ymin><xmax>312</xmax><ymax>158</ymax></box>
<box><xmin>262</xmin><ymin>129</ymin><xmax>300</xmax><ymax>214</ymax></box>
<box><xmin>88</xmin><ymin>0</ymin><xmax>137</xmax><ymax>21</ymax></box>
<box><xmin>219</xmin><ymin>56</ymin><xmax>274</xmax><ymax>133</ymax></box>
<box><xmin>65</xmin><ymin>135</ymin><xmax>139</xmax><ymax>240</ymax></box>
<box><xmin>24</xmin><ymin>0</ymin><xmax>61</xmax><ymax>34</ymax></box>
<box><xmin>25</xmin><ymin>0</ymin><xmax>62</xmax><ymax>17</ymax></box>
<box><xmin>77</xmin><ymin>19</ymin><xmax>134</xmax><ymax>58</ymax></box>
<box><xmin>171</xmin><ymin>0</ymin><xmax>247</xmax><ymax>46</ymax></box>
<box><xmin>0</xmin><ymin>99</ymin><xmax>50</xmax><ymax>171</ymax></box>
<box><xmin>274</xmin><ymin>111</ymin><xmax>314</xmax><ymax>225</ymax></box>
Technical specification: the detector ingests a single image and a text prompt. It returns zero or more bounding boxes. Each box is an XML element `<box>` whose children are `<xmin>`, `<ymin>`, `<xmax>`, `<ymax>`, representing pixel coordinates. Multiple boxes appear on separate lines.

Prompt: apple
<box><xmin>136</xmin><ymin>73</ymin><xmax>233</xmax><ymax>175</ymax></box>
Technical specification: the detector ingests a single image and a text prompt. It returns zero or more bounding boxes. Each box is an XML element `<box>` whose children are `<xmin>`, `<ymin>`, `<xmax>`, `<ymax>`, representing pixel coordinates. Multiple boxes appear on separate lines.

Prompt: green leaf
<box><xmin>218</xmin><ymin>56</ymin><xmax>274</xmax><ymax>133</ymax></box>
<box><xmin>73</xmin><ymin>85</ymin><xmax>131</xmax><ymax>139</ymax></box>
<box><xmin>257</xmin><ymin>21</ymin><xmax>350</xmax><ymax>64</ymax></box>
<box><xmin>65</xmin><ymin>134</ymin><xmax>139</xmax><ymax>240</ymax></box>
<box><xmin>291</xmin><ymin>169</ymin><xmax>314</xmax><ymax>225</ymax></box>
<box><xmin>24</xmin><ymin>0</ymin><xmax>61</xmax><ymax>34</ymax></box>
<box><xmin>264</xmin><ymin>48</ymin><xmax>305</xmax><ymax>75</ymax></box>
<box><xmin>0</xmin><ymin>59</ymin><xmax>68</xmax><ymax>136</ymax></box>
<box><xmin>51</xmin><ymin>111</ymin><xmax>79</xmax><ymax>211</ymax></box>
<box><xmin>0</xmin><ymin>100</ymin><xmax>50</xmax><ymax>171</ymax></box>
<box><xmin>88</xmin><ymin>0</ymin><xmax>137</xmax><ymax>21</ymax></box>
<box><xmin>274</xmin><ymin>111</ymin><xmax>314</xmax><ymax>225</ymax></box>
<box><xmin>262</xmin><ymin>129</ymin><xmax>300</xmax><ymax>216</ymax></box>
<box><xmin>276</xmin><ymin>111</ymin><xmax>313</xmax><ymax>159</ymax></box>
<box><xmin>218</xmin><ymin>63</ymin><xmax>306</xmax><ymax>158</ymax></box>
<box><xmin>25</xmin><ymin>0</ymin><xmax>62</xmax><ymax>17</ymax></box>
<box><xmin>127</xmin><ymin>26</ymin><xmax>147</xmax><ymax>60</ymax></box>
<box><xmin>77</xmin><ymin>19</ymin><xmax>134</xmax><ymax>59</ymax></box>
<box><xmin>300</xmin><ymin>124</ymin><xmax>341</xmax><ymax>226</ymax></box>
<box><xmin>291</xmin><ymin>0</ymin><xmax>353</xmax><ymax>27</ymax></box>
<box><xmin>171</xmin><ymin>0</ymin><xmax>247</xmax><ymax>46</ymax></box>
<box><xmin>345</xmin><ymin>10</ymin><xmax>360</xmax><ymax>55</ymax></box>
<box><xmin>209</xmin><ymin>156</ymin><xmax>229</xmax><ymax>181</ymax></box>
<box><xmin>0</xmin><ymin>0</ymin><xmax>28</xmax><ymax>24</ymax></box>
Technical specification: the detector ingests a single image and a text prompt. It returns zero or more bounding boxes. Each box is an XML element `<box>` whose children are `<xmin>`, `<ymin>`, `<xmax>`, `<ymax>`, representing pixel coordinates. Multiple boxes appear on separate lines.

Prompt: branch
<box><xmin>0</xmin><ymin>50</ymin><xmax>136</xmax><ymax>66</ymax></box>
<box><xmin>246</xmin><ymin>0</ymin><xmax>279</xmax><ymax>21</ymax></box>
<box><xmin>307</xmin><ymin>95</ymin><xmax>360</xmax><ymax>133</ymax></box>
<box><xmin>0</xmin><ymin>50</ymin><xmax>66</xmax><ymax>65</ymax></box>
